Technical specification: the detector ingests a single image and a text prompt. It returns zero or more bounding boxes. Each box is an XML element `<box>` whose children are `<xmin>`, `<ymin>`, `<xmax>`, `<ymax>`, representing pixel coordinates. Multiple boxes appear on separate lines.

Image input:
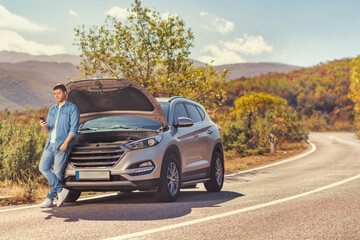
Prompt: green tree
<box><xmin>222</xmin><ymin>92</ymin><xmax>307</xmax><ymax>156</ymax></box>
<box><xmin>350</xmin><ymin>55</ymin><xmax>360</xmax><ymax>136</ymax></box>
<box><xmin>74</xmin><ymin>0</ymin><xmax>227</xmax><ymax>109</ymax></box>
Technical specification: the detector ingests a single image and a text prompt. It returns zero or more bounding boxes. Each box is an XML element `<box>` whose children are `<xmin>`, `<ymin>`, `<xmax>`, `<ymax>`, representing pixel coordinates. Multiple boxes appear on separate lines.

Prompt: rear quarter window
<box><xmin>196</xmin><ymin>106</ymin><xmax>206</xmax><ymax>120</ymax></box>
<box><xmin>186</xmin><ymin>104</ymin><xmax>202</xmax><ymax>123</ymax></box>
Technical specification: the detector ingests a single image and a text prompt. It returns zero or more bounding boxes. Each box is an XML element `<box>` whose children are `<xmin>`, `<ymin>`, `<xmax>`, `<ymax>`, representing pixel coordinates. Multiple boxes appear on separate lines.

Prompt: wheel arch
<box><xmin>212</xmin><ymin>142</ymin><xmax>224</xmax><ymax>162</ymax></box>
<box><xmin>162</xmin><ymin>144</ymin><xmax>182</xmax><ymax>171</ymax></box>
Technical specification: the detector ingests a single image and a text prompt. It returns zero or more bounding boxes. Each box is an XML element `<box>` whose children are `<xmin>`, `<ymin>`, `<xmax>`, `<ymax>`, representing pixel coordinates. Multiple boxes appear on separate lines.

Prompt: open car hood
<box><xmin>66</xmin><ymin>79</ymin><xmax>168</xmax><ymax>128</ymax></box>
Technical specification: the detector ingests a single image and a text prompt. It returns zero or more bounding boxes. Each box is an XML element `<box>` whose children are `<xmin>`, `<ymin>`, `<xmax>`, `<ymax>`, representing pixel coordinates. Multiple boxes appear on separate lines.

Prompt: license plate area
<box><xmin>76</xmin><ymin>171</ymin><xmax>110</xmax><ymax>180</ymax></box>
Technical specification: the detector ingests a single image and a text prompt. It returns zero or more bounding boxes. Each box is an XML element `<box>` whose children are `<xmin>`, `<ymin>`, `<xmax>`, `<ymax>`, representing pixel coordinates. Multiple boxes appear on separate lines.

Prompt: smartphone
<box><xmin>39</xmin><ymin>116</ymin><xmax>46</xmax><ymax>122</ymax></box>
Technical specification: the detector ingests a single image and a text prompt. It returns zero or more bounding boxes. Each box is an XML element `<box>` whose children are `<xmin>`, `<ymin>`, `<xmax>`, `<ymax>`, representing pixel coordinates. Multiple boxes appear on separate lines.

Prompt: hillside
<box><xmin>0</xmin><ymin>51</ymin><xmax>81</xmax><ymax>66</ymax></box>
<box><xmin>0</xmin><ymin>51</ymin><xmax>300</xmax><ymax>79</ymax></box>
<box><xmin>225</xmin><ymin>58</ymin><xmax>353</xmax><ymax>129</ymax></box>
<box><xmin>214</xmin><ymin>62</ymin><xmax>301</xmax><ymax>79</ymax></box>
<box><xmin>0</xmin><ymin>61</ymin><xmax>81</xmax><ymax>110</ymax></box>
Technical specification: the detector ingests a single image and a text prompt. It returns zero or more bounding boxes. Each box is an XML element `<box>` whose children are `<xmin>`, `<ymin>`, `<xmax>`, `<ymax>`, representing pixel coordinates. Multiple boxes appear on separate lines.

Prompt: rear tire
<box><xmin>64</xmin><ymin>190</ymin><xmax>81</xmax><ymax>203</ymax></box>
<box><xmin>204</xmin><ymin>151</ymin><xmax>224</xmax><ymax>192</ymax></box>
<box><xmin>156</xmin><ymin>154</ymin><xmax>181</xmax><ymax>202</ymax></box>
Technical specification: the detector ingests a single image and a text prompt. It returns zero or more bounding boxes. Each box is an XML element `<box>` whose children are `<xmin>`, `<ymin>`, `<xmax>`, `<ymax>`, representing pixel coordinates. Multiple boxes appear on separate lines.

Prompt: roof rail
<box><xmin>168</xmin><ymin>96</ymin><xmax>193</xmax><ymax>102</ymax></box>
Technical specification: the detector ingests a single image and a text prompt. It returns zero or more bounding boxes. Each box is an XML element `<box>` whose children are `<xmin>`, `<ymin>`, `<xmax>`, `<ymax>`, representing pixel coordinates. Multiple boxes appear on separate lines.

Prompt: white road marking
<box><xmin>0</xmin><ymin>193</ymin><xmax>118</xmax><ymax>213</ymax></box>
<box><xmin>105</xmin><ymin>173</ymin><xmax>360</xmax><ymax>240</ymax></box>
<box><xmin>225</xmin><ymin>141</ymin><xmax>317</xmax><ymax>177</ymax></box>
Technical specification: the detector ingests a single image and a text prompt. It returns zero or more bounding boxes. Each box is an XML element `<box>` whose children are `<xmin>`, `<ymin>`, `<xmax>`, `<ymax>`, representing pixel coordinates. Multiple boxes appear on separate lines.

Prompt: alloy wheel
<box><xmin>167</xmin><ymin>162</ymin><xmax>179</xmax><ymax>196</ymax></box>
<box><xmin>215</xmin><ymin>156</ymin><xmax>223</xmax><ymax>186</ymax></box>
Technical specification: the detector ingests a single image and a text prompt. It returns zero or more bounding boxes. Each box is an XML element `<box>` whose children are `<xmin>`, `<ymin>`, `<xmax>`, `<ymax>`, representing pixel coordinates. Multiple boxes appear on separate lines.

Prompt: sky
<box><xmin>0</xmin><ymin>0</ymin><xmax>359</xmax><ymax>67</ymax></box>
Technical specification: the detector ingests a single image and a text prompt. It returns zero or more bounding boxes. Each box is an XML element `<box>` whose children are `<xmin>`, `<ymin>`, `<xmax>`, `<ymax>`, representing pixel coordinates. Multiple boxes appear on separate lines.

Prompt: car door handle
<box><xmin>207</xmin><ymin>129</ymin><xmax>213</xmax><ymax>134</ymax></box>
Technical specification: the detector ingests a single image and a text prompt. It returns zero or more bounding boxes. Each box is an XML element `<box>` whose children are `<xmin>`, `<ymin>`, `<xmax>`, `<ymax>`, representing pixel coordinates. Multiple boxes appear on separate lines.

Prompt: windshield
<box><xmin>79</xmin><ymin>116</ymin><xmax>162</xmax><ymax>131</ymax></box>
<box><xmin>159</xmin><ymin>102</ymin><xmax>170</xmax><ymax>122</ymax></box>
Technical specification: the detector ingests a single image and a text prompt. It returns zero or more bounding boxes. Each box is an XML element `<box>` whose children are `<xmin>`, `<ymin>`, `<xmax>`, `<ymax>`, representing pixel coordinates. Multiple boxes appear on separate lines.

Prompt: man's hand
<box><xmin>59</xmin><ymin>135</ymin><xmax>73</xmax><ymax>152</ymax></box>
<box><xmin>39</xmin><ymin>120</ymin><xmax>50</xmax><ymax>132</ymax></box>
<box><xmin>59</xmin><ymin>142</ymin><xmax>68</xmax><ymax>152</ymax></box>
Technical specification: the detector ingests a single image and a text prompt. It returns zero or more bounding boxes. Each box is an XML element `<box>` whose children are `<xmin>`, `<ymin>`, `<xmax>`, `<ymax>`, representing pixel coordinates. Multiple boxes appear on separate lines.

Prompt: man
<box><xmin>39</xmin><ymin>83</ymin><xmax>80</xmax><ymax>208</ymax></box>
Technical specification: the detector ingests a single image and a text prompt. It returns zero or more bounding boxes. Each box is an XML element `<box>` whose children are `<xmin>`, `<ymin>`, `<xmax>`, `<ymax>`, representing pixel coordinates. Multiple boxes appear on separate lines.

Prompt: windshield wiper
<box><xmin>78</xmin><ymin>127</ymin><xmax>98</xmax><ymax>131</ymax></box>
<box><xmin>98</xmin><ymin>125</ymin><xmax>132</xmax><ymax>130</ymax></box>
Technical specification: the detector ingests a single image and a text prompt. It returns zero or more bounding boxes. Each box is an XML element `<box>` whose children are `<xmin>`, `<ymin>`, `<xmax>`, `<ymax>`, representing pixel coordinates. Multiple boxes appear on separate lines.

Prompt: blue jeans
<box><xmin>39</xmin><ymin>142</ymin><xmax>71</xmax><ymax>200</ymax></box>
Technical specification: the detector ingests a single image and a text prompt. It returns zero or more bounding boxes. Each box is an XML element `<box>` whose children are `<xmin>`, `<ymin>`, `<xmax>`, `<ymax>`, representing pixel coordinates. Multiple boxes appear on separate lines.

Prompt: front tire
<box><xmin>204</xmin><ymin>151</ymin><xmax>224</xmax><ymax>192</ymax></box>
<box><xmin>64</xmin><ymin>190</ymin><xmax>81</xmax><ymax>203</ymax></box>
<box><xmin>156</xmin><ymin>154</ymin><xmax>181</xmax><ymax>202</ymax></box>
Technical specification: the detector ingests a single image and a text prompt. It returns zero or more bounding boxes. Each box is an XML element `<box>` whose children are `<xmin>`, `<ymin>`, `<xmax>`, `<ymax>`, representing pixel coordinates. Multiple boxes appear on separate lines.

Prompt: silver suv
<box><xmin>63</xmin><ymin>79</ymin><xmax>224</xmax><ymax>202</ymax></box>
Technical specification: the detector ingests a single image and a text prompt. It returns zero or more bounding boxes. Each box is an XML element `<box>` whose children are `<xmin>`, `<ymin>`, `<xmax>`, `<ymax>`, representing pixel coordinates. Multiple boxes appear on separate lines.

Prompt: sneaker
<box><xmin>56</xmin><ymin>188</ymin><xmax>69</xmax><ymax>207</ymax></box>
<box><xmin>40</xmin><ymin>198</ymin><xmax>54</xmax><ymax>208</ymax></box>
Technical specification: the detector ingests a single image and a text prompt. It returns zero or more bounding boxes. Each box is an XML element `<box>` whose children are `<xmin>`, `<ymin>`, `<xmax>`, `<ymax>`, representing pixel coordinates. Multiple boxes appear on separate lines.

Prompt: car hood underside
<box><xmin>66</xmin><ymin>79</ymin><xmax>168</xmax><ymax>128</ymax></box>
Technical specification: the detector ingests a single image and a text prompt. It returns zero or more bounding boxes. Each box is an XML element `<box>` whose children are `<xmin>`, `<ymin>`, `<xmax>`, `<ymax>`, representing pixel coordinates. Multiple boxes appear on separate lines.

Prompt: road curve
<box><xmin>1</xmin><ymin>132</ymin><xmax>360</xmax><ymax>239</ymax></box>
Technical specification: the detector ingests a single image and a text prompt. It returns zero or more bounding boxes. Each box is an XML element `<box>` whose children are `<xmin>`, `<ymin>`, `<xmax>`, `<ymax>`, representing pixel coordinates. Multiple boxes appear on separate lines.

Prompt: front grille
<box><xmin>69</xmin><ymin>144</ymin><xmax>125</xmax><ymax>168</ymax></box>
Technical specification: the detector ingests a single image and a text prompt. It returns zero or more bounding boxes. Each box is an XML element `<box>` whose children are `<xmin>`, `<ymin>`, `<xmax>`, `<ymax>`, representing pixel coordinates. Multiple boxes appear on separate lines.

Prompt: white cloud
<box><xmin>223</xmin><ymin>34</ymin><xmax>273</xmax><ymax>55</ymax></box>
<box><xmin>200</xmin><ymin>11</ymin><xmax>234</xmax><ymax>35</ymax></box>
<box><xmin>0</xmin><ymin>30</ymin><xmax>66</xmax><ymax>55</ymax></box>
<box><xmin>105</xmin><ymin>6</ymin><xmax>129</xmax><ymax>19</ymax></box>
<box><xmin>69</xmin><ymin>10</ymin><xmax>79</xmax><ymax>18</ymax></box>
<box><xmin>0</xmin><ymin>5</ymin><xmax>50</xmax><ymax>32</ymax></box>
<box><xmin>198</xmin><ymin>34</ymin><xmax>273</xmax><ymax>65</ymax></box>
<box><xmin>198</xmin><ymin>44</ymin><xmax>246</xmax><ymax>65</ymax></box>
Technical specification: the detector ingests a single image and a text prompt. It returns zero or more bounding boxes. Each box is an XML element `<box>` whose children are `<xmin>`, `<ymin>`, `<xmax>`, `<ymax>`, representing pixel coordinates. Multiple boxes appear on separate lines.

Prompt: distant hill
<box><xmin>0</xmin><ymin>61</ymin><xmax>81</xmax><ymax>110</ymax></box>
<box><xmin>191</xmin><ymin>58</ymin><xmax>301</xmax><ymax>79</ymax></box>
<box><xmin>0</xmin><ymin>51</ymin><xmax>81</xmax><ymax>66</ymax></box>
<box><xmin>0</xmin><ymin>51</ymin><xmax>302</xmax><ymax>110</ymax></box>
<box><xmin>214</xmin><ymin>62</ymin><xmax>301</xmax><ymax>79</ymax></box>
<box><xmin>225</xmin><ymin>58</ymin><xmax>353</xmax><ymax>129</ymax></box>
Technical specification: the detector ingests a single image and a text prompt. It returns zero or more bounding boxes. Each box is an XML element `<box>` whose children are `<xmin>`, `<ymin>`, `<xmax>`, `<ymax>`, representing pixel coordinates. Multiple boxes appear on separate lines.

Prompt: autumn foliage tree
<box><xmin>224</xmin><ymin>59</ymin><xmax>353</xmax><ymax>130</ymax></box>
<box><xmin>74</xmin><ymin>0</ymin><xmax>227</xmax><ymax>110</ymax></box>
<box><xmin>222</xmin><ymin>92</ymin><xmax>307</xmax><ymax>156</ymax></box>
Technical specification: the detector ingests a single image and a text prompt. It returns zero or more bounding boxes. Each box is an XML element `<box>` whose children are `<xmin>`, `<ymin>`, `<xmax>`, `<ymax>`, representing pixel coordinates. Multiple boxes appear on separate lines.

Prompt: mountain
<box><xmin>214</xmin><ymin>62</ymin><xmax>301</xmax><ymax>79</ymax></box>
<box><xmin>0</xmin><ymin>61</ymin><xmax>81</xmax><ymax>110</ymax></box>
<box><xmin>0</xmin><ymin>51</ymin><xmax>81</xmax><ymax>66</ymax></box>
<box><xmin>0</xmin><ymin>51</ymin><xmax>302</xmax><ymax>110</ymax></box>
<box><xmin>191</xmin><ymin>58</ymin><xmax>301</xmax><ymax>79</ymax></box>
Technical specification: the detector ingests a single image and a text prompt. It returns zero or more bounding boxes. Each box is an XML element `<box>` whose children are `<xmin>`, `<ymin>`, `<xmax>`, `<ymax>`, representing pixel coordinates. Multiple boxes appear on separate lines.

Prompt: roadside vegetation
<box><xmin>350</xmin><ymin>55</ymin><xmax>360</xmax><ymax>136</ymax></box>
<box><xmin>2</xmin><ymin>0</ymin><xmax>358</xmax><ymax>205</ymax></box>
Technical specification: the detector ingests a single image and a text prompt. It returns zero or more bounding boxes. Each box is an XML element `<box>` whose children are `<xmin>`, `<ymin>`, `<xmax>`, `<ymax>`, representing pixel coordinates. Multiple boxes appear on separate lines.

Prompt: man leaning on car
<box><xmin>39</xmin><ymin>83</ymin><xmax>80</xmax><ymax>208</ymax></box>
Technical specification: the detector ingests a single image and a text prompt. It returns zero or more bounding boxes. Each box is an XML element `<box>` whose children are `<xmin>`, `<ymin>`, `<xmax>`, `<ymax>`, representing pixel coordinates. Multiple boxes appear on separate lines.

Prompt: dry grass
<box><xmin>225</xmin><ymin>141</ymin><xmax>309</xmax><ymax>173</ymax></box>
<box><xmin>0</xmin><ymin>182</ymin><xmax>50</xmax><ymax>206</ymax></box>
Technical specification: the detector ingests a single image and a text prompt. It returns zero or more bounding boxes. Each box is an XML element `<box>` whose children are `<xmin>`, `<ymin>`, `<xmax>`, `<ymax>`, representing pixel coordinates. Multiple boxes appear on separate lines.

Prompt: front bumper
<box><xmin>63</xmin><ymin>177</ymin><xmax>160</xmax><ymax>191</ymax></box>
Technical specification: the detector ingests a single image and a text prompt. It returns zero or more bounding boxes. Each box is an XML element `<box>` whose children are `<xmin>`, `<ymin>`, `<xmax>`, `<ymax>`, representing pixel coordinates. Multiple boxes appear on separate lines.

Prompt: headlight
<box><xmin>123</xmin><ymin>136</ymin><xmax>162</xmax><ymax>150</ymax></box>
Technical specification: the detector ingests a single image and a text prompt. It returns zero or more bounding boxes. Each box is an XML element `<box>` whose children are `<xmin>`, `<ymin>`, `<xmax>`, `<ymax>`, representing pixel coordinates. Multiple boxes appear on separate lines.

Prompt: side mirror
<box><xmin>174</xmin><ymin>117</ymin><xmax>194</xmax><ymax>127</ymax></box>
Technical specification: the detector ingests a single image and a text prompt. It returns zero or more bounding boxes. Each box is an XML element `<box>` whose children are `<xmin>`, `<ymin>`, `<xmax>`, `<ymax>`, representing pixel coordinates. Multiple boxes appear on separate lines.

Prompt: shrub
<box><xmin>221</xmin><ymin>92</ymin><xmax>308</xmax><ymax>157</ymax></box>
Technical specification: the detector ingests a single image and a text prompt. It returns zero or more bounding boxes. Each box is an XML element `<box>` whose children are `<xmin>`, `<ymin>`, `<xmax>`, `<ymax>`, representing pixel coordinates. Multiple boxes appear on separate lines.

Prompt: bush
<box><xmin>221</xmin><ymin>92</ymin><xmax>308</xmax><ymax>157</ymax></box>
<box><xmin>0</xmin><ymin>116</ymin><xmax>47</xmax><ymax>184</ymax></box>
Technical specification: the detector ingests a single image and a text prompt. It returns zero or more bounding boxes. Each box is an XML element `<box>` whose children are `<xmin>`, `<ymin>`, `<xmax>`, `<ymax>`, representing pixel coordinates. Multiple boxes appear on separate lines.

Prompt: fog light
<box><xmin>139</xmin><ymin>161</ymin><xmax>154</xmax><ymax>168</ymax></box>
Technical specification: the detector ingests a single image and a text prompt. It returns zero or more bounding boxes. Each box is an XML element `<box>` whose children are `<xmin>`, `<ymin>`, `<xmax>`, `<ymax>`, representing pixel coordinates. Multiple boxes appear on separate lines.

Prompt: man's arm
<box><xmin>59</xmin><ymin>135</ymin><xmax>74</xmax><ymax>152</ymax></box>
<box><xmin>40</xmin><ymin>120</ymin><xmax>50</xmax><ymax>132</ymax></box>
<box><xmin>59</xmin><ymin>105</ymin><xmax>80</xmax><ymax>152</ymax></box>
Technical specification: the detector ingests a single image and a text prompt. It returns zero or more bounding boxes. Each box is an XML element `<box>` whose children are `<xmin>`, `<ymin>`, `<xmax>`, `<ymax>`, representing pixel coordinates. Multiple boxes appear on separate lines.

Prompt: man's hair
<box><xmin>53</xmin><ymin>83</ymin><xmax>67</xmax><ymax>93</ymax></box>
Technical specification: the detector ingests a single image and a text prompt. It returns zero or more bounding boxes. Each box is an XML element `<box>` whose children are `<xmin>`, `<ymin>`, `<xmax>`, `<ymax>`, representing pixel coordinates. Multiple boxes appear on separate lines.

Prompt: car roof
<box><xmin>156</xmin><ymin>96</ymin><xmax>195</xmax><ymax>103</ymax></box>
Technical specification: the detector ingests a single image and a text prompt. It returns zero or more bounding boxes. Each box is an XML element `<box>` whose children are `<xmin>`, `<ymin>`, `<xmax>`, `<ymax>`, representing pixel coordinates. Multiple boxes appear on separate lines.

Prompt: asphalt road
<box><xmin>1</xmin><ymin>132</ymin><xmax>360</xmax><ymax>240</ymax></box>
